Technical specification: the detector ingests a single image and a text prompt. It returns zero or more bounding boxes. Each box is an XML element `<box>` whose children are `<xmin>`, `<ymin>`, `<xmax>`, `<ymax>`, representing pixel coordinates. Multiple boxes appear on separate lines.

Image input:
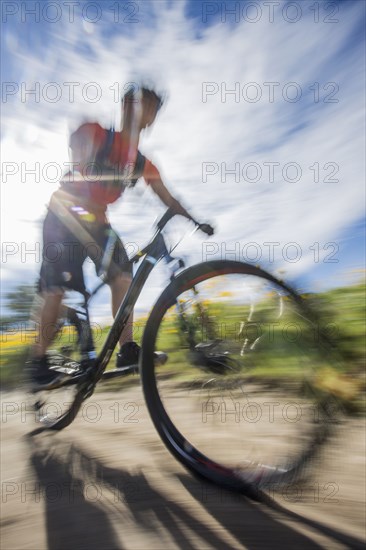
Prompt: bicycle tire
<box><xmin>30</xmin><ymin>303</ymin><xmax>92</xmax><ymax>432</ymax></box>
<box><xmin>141</xmin><ymin>260</ymin><xmax>339</xmax><ymax>497</ymax></box>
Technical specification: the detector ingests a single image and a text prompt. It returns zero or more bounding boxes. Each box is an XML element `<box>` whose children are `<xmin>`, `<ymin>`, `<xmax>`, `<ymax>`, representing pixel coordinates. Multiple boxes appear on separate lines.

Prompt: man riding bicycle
<box><xmin>31</xmin><ymin>85</ymin><xmax>211</xmax><ymax>388</ymax></box>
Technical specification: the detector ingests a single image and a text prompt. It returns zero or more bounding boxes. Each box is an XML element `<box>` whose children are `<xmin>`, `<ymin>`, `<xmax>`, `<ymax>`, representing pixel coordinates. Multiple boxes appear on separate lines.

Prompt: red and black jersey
<box><xmin>60</xmin><ymin>123</ymin><xmax>160</xmax><ymax>207</ymax></box>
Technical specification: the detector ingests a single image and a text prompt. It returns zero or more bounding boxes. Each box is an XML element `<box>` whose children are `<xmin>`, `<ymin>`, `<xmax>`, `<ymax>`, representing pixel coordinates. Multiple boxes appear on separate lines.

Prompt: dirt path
<box><xmin>1</xmin><ymin>384</ymin><xmax>365</xmax><ymax>550</ymax></box>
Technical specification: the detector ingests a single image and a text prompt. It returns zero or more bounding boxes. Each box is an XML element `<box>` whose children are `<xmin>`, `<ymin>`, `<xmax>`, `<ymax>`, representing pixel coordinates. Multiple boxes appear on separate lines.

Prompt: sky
<box><xmin>1</xmin><ymin>0</ymin><xmax>365</xmax><ymax>321</ymax></box>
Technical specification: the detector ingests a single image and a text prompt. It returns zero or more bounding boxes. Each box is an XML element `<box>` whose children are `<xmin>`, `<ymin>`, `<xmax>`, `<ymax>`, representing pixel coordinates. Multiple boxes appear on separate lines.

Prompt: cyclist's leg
<box><xmin>35</xmin><ymin>207</ymin><xmax>85</xmax><ymax>351</ymax></box>
<box><xmin>30</xmin><ymin>206</ymin><xmax>86</xmax><ymax>385</ymax></box>
<box><xmin>89</xmin><ymin>223</ymin><xmax>168</xmax><ymax>368</ymax></box>
<box><xmin>34</xmin><ymin>289</ymin><xmax>64</xmax><ymax>357</ymax></box>
<box><xmin>109</xmin><ymin>274</ymin><xmax>133</xmax><ymax>344</ymax></box>
<box><xmin>86</xmin><ymin>222</ymin><xmax>134</xmax><ymax>346</ymax></box>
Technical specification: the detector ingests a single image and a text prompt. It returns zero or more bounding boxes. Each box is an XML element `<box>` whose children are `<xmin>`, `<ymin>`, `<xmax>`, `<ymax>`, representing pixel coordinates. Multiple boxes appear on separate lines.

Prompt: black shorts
<box><xmin>38</xmin><ymin>208</ymin><xmax>131</xmax><ymax>293</ymax></box>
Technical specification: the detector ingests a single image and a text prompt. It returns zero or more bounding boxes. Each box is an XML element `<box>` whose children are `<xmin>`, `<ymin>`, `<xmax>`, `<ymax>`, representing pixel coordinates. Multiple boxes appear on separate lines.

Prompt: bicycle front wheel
<box><xmin>141</xmin><ymin>260</ymin><xmax>338</xmax><ymax>496</ymax></box>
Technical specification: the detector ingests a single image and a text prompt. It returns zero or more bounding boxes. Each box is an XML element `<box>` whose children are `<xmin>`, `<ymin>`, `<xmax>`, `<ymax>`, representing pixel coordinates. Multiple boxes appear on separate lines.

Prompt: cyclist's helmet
<box><xmin>122</xmin><ymin>86</ymin><xmax>164</xmax><ymax>111</ymax></box>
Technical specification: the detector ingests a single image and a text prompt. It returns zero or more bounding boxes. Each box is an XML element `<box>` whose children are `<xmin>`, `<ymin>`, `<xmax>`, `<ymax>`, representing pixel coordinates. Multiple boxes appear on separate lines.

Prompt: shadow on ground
<box><xmin>25</xmin><ymin>434</ymin><xmax>364</xmax><ymax>550</ymax></box>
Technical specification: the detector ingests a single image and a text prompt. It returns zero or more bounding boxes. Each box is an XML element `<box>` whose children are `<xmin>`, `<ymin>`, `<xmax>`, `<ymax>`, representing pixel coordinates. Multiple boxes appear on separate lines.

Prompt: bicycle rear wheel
<box><xmin>141</xmin><ymin>260</ymin><xmax>339</xmax><ymax>496</ymax></box>
<box><xmin>29</xmin><ymin>296</ymin><xmax>93</xmax><ymax>431</ymax></box>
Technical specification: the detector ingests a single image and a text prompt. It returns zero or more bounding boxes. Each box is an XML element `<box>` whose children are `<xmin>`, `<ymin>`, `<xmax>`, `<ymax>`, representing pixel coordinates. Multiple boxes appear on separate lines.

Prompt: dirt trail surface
<box><xmin>1</xmin><ymin>383</ymin><xmax>365</xmax><ymax>550</ymax></box>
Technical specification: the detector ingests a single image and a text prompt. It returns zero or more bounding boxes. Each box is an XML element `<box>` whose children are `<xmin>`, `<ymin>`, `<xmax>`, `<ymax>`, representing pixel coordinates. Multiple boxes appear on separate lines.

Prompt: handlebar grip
<box><xmin>198</xmin><ymin>223</ymin><xmax>214</xmax><ymax>236</ymax></box>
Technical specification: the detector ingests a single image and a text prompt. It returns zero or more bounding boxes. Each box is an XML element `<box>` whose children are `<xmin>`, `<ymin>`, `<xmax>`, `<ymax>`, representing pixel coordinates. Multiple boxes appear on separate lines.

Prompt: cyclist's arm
<box><xmin>142</xmin><ymin>159</ymin><xmax>193</xmax><ymax>221</ymax></box>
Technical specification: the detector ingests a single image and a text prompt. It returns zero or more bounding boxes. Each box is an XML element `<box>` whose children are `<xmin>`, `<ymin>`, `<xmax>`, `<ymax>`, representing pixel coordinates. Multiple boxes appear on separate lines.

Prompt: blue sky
<box><xmin>1</xmin><ymin>0</ymin><xmax>365</xmax><ymax>320</ymax></box>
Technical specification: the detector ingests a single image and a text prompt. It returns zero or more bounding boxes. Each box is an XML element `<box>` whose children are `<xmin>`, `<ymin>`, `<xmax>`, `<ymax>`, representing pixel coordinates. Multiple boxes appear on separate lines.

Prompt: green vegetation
<box><xmin>152</xmin><ymin>281</ymin><xmax>365</xmax><ymax>412</ymax></box>
<box><xmin>1</xmin><ymin>281</ymin><xmax>365</xmax><ymax>413</ymax></box>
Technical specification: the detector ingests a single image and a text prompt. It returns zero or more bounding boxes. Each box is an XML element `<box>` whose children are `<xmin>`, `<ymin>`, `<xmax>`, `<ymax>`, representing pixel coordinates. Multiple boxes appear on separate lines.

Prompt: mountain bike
<box><xmin>29</xmin><ymin>207</ymin><xmax>340</xmax><ymax>497</ymax></box>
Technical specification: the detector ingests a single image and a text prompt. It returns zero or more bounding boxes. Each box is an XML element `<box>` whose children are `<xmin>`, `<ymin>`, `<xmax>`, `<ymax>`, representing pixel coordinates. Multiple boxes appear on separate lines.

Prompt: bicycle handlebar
<box><xmin>156</xmin><ymin>207</ymin><xmax>177</xmax><ymax>230</ymax></box>
<box><xmin>155</xmin><ymin>207</ymin><xmax>214</xmax><ymax>236</ymax></box>
<box><xmin>129</xmin><ymin>208</ymin><xmax>177</xmax><ymax>264</ymax></box>
<box><xmin>90</xmin><ymin>207</ymin><xmax>214</xmax><ymax>295</ymax></box>
<box><xmin>129</xmin><ymin>208</ymin><xmax>213</xmax><ymax>265</ymax></box>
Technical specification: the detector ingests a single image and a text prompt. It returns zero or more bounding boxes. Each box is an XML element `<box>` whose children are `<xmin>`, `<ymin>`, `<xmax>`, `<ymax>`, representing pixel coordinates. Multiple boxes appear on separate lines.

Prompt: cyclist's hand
<box><xmin>197</xmin><ymin>223</ymin><xmax>214</xmax><ymax>236</ymax></box>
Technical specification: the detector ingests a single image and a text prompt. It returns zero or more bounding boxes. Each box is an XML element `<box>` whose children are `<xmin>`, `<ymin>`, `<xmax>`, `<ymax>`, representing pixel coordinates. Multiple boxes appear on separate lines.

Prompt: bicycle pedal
<box><xmin>51</xmin><ymin>362</ymin><xmax>81</xmax><ymax>375</ymax></box>
<box><xmin>154</xmin><ymin>351</ymin><xmax>168</xmax><ymax>366</ymax></box>
<box><xmin>103</xmin><ymin>365</ymin><xmax>139</xmax><ymax>379</ymax></box>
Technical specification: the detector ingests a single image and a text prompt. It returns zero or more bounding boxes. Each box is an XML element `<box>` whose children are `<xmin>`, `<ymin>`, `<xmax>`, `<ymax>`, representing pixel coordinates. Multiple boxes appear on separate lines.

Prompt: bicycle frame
<box><xmin>62</xmin><ymin>208</ymin><xmax>183</xmax><ymax>390</ymax></box>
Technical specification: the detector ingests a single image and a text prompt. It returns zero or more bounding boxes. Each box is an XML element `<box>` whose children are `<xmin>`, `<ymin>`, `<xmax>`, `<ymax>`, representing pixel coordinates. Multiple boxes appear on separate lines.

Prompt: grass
<box><xmin>1</xmin><ymin>281</ymin><xmax>365</xmax><ymax>413</ymax></box>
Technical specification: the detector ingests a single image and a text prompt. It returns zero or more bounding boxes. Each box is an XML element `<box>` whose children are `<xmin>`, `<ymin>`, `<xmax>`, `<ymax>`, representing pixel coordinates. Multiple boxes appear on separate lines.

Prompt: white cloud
<box><xmin>1</xmin><ymin>0</ymin><xmax>365</xmax><ymax>317</ymax></box>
